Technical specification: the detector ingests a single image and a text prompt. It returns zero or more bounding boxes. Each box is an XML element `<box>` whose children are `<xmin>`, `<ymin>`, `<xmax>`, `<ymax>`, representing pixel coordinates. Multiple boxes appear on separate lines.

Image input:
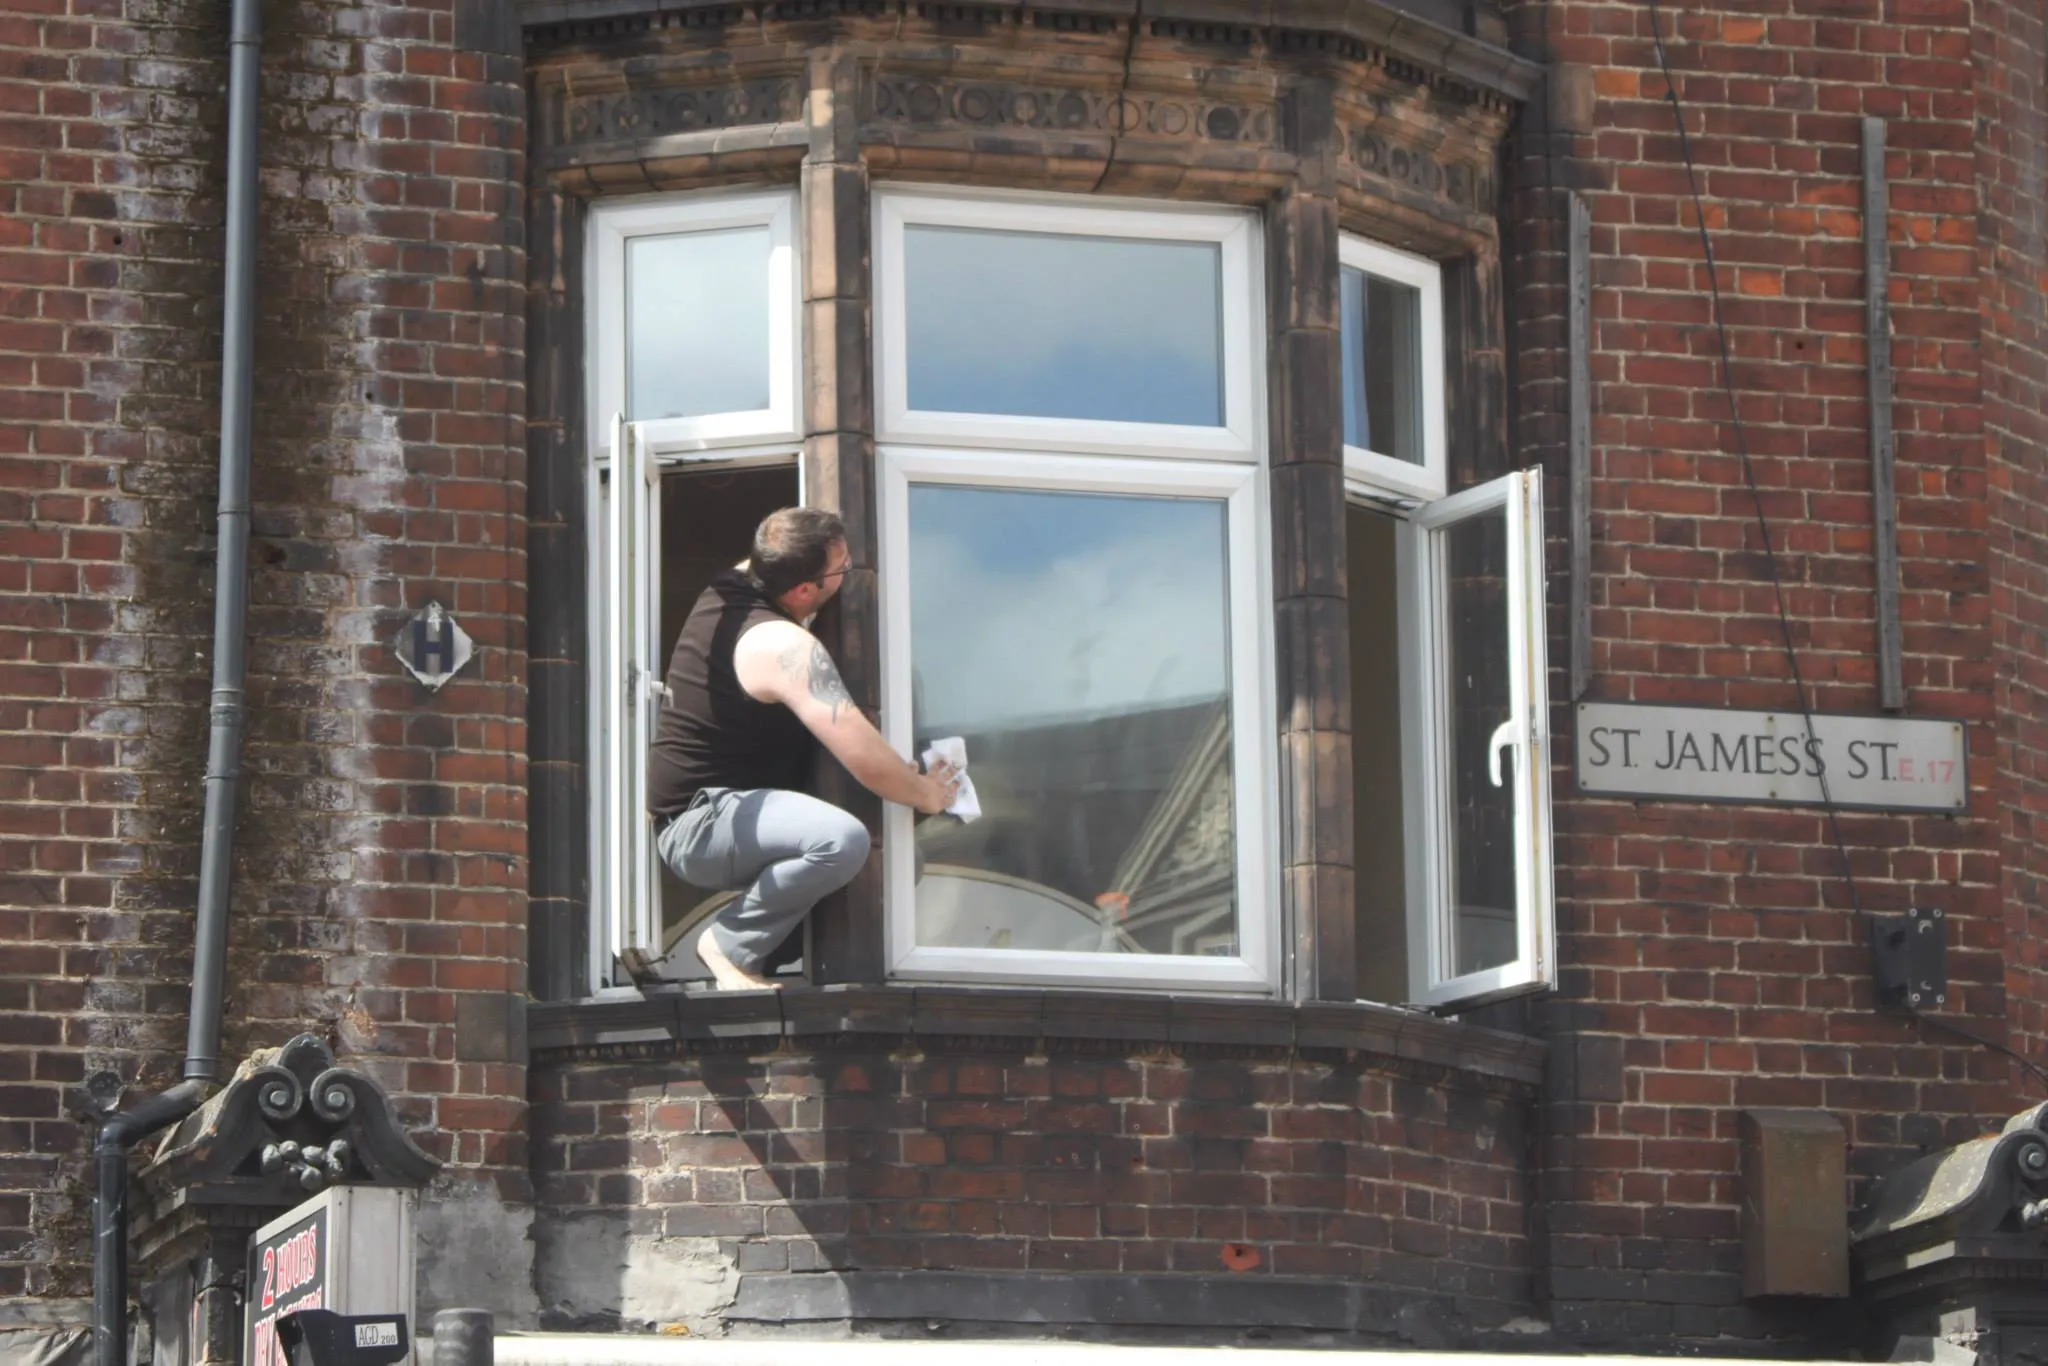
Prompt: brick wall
<box><xmin>531</xmin><ymin>1042</ymin><xmax>1532</xmax><ymax>1332</ymax></box>
<box><xmin>0</xmin><ymin>0</ymin><xmax>2041</xmax><ymax>1345</ymax></box>
<box><xmin>1979</xmin><ymin>0</ymin><xmax>2048</xmax><ymax>1072</ymax></box>
<box><xmin>0</xmin><ymin>0</ymin><xmax>529</xmax><ymax>1312</ymax></box>
<box><xmin>1503</xmin><ymin>0</ymin><xmax>2024</xmax><ymax>1345</ymax></box>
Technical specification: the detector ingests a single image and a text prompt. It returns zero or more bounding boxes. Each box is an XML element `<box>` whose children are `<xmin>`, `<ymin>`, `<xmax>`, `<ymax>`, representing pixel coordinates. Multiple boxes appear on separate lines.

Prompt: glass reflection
<box><xmin>1443</xmin><ymin>512</ymin><xmax>1516</xmax><ymax>976</ymax></box>
<box><xmin>908</xmin><ymin>485</ymin><xmax>1237</xmax><ymax>957</ymax></box>
<box><xmin>627</xmin><ymin>226</ymin><xmax>771</xmax><ymax>421</ymax></box>
<box><xmin>904</xmin><ymin>226</ymin><xmax>1224</xmax><ymax>426</ymax></box>
<box><xmin>1341</xmin><ymin>267</ymin><xmax>1424</xmax><ymax>463</ymax></box>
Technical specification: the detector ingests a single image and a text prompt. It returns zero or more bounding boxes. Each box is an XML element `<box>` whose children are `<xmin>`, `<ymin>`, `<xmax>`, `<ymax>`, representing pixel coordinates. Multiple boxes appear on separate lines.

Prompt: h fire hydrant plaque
<box><xmin>392</xmin><ymin>601</ymin><xmax>472</xmax><ymax>692</ymax></box>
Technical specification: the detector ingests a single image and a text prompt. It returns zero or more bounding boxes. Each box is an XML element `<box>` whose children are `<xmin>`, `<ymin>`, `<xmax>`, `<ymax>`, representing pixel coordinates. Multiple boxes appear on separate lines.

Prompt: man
<box><xmin>648</xmin><ymin>507</ymin><xmax>959</xmax><ymax>990</ymax></box>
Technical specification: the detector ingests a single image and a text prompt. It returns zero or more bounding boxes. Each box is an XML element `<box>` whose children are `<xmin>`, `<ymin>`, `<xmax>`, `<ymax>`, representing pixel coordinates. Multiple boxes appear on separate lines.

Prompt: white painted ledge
<box><xmin>493</xmin><ymin>1336</ymin><xmax>1861</xmax><ymax>1366</ymax></box>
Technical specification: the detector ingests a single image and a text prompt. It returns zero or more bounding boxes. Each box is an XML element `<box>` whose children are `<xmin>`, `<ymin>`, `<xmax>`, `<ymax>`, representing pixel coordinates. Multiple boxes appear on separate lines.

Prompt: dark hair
<box><xmin>750</xmin><ymin>507</ymin><xmax>847</xmax><ymax>599</ymax></box>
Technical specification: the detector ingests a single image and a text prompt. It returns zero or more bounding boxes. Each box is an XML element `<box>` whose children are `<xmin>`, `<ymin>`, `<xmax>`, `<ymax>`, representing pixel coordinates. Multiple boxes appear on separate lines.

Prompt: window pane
<box><xmin>1341</xmin><ymin>267</ymin><xmax>1424</xmax><ymax>463</ymax></box>
<box><xmin>627</xmin><ymin>226</ymin><xmax>771</xmax><ymax>420</ymax></box>
<box><xmin>1442</xmin><ymin>511</ymin><xmax>1517</xmax><ymax>977</ymax></box>
<box><xmin>904</xmin><ymin>226</ymin><xmax>1224</xmax><ymax>426</ymax></box>
<box><xmin>907</xmin><ymin>484</ymin><xmax>1237</xmax><ymax>957</ymax></box>
<box><xmin>1348</xmin><ymin>503</ymin><xmax>1409</xmax><ymax>1003</ymax></box>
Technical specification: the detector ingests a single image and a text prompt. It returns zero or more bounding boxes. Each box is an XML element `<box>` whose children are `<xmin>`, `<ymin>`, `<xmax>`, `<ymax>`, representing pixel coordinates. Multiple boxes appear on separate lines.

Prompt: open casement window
<box><xmin>872</xmin><ymin>187</ymin><xmax>1276</xmax><ymax>993</ymax></box>
<box><xmin>1340</xmin><ymin>235</ymin><xmax>1446</xmax><ymax>506</ymax></box>
<box><xmin>589</xmin><ymin>415</ymin><xmax>807</xmax><ymax>991</ymax></box>
<box><xmin>586</xmin><ymin>190</ymin><xmax>799</xmax><ymax>459</ymax></box>
<box><xmin>1396</xmin><ymin>468</ymin><xmax>1554</xmax><ymax>1009</ymax></box>
<box><xmin>584</xmin><ymin>187</ymin><xmax>806</xmax><ymax>993</ymax></box>
<box><xmin>597</xmin><ymin>416</ymin><xmax>662</xmax><ymax>976</ymax></box>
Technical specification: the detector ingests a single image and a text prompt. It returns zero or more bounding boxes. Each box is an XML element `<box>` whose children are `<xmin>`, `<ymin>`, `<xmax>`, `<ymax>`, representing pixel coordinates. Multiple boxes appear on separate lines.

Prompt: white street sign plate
<box><xmin>1575</xmin><ymin>702</ymin><xmax>1966</xmax><ymax>812</ymax></box>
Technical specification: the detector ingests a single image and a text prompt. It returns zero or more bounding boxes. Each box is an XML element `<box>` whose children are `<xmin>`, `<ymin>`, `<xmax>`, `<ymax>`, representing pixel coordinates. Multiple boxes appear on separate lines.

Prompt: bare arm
<box><xmin>733</xmin><ymin>618</ymin><xmax>955</xmax><ymax>813</ymax></box>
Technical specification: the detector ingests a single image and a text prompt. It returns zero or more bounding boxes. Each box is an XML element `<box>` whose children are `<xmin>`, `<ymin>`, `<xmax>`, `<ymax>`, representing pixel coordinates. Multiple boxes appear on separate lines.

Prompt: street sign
<box><xmin>1575</xmin><ymin>702</ymin><xmax>1966</xmax><ymax>812</ymax></box>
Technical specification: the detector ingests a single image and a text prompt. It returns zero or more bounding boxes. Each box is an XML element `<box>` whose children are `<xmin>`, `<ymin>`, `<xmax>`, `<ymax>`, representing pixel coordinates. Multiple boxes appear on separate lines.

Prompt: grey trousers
<box><xmin>656</xmin><ymin>788</ymin><xmax>871</xmax><ymax>973</ymax></box>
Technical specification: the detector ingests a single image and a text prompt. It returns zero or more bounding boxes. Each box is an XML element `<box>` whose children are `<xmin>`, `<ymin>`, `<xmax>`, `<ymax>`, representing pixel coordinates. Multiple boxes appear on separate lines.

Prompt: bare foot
<box><xmin>695</xmin><ymin>927</ymin><xmax>781</xmax><ymax>991</ymax></box>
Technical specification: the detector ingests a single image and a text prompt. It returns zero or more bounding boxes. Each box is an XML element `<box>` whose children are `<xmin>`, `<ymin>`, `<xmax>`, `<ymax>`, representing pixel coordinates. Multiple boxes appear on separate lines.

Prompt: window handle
<box><xmin>1487</xmin><ymin>719</ymin><xmax>1516</xmax><ymax>788</ymax></box>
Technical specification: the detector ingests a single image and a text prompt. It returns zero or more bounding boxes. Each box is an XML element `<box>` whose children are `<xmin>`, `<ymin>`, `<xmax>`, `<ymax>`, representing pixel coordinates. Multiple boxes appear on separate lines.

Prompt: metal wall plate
<box><xmin>1870</xmin><ymin>907</ymin><xmax>1947</xmax><ymax>1011</ymax></box>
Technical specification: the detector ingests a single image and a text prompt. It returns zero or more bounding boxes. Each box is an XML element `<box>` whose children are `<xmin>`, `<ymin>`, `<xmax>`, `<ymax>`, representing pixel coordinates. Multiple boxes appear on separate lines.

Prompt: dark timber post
<box><xmin>1270</xmin><ymin>76</ymin><xmax>1355</xmax><ymax>1002</ymax></box>
<box><xmin>1568</xmin><ymin>193</ymin><xmax>1592</xmax><ymax>701</ymax></box>
<box><xmin>525</xmin><ymin>184</ymin><xmax>589</xmax><ymax>1001</ymax></box>
<box><xmin>804</xmin><ymin>52</ymin><xmax>885</xmax><ymax>982</ymax></box>
<box><xmin>1863</xmin><ymin>116</ymin><xmax>1904</xmax><ymax>712</ymax></box>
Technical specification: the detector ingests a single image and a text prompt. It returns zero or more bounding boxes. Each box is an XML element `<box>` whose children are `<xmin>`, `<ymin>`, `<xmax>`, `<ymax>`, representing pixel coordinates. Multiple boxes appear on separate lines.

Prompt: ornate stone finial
<box><xmin>1853</xmin><ymin>1104</ymin><xmax>2048</xmax><ymax>1366</ymax></box>
<box><xmin>1853</xmin><ymin>1102</ymin><xmax>2048</xmax><ymax>1257</ymax></box>
<box><xmin>143</xmin><ymin>1034</ymin><xmax>440</xmax><ymax>1198</ymax></box>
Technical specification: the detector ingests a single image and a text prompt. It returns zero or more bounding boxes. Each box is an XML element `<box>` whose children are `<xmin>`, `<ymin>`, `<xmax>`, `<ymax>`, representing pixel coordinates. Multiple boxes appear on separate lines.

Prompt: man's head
<box><xmin>751</xmin><ymin>507</ymin><xmax>849</xmax><ymax>619</ymax></box>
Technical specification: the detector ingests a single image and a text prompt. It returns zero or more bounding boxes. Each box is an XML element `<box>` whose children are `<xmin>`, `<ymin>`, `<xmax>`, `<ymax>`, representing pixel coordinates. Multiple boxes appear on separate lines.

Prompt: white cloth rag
<box><xmin>920</xmin><ymin>735</ymin><xmax>982</xmax><ymax>823</ymax></box>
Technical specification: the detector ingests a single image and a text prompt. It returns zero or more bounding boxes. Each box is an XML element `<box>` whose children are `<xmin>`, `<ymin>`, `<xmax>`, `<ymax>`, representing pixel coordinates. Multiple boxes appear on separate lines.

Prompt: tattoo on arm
<box><xmin>786</xmin><ymin>639</ymin><xmax>854</xmax><ymax>721</ymax></box>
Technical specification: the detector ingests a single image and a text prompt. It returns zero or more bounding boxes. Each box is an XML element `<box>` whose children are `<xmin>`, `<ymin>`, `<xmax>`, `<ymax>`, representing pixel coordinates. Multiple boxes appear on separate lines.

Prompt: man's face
<box><xmin>814</xmin><ymin>539</ymin><xmax>851</xmax><ymax>609</ymax></box>
<box><xmin>774</xmin><ymin>537</ymin><xmax>851</xmax><ymax>622</ymax></box>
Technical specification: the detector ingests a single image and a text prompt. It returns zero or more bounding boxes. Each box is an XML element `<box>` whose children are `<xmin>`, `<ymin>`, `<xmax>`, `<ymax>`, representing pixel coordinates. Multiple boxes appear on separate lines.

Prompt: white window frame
<box><xmin>1396</xmin><ymin>467</ymin><xmax>1554</xmax><ymax>1009</ymax></box>
<box><xmin>594</xmin><ymin>416</ymin><xmax>661</xmax><ymax>981</ymax></box>
<box><xmin>586</xmin><ymin>189</ymin><xmax>801</xmax><ymax>462</ymax></box>
<box><xmin>586</xmin><ymin>420</ymin><xmax>805</xmax><ymax>995</ymax></box>
<box><xmin>583</xmin><ymin>188</ymin><xmax>805</xmax><ymax>994</ymax></box>
<box><xmin>877</xmin><ymin>445</ymin><xmax>1278</xmax><ymax>993</ymax></box>
<box><xmin>874</xmin><ymin>188</ymin><xmax>1263</xmax><ymax>462</ymax></box>
<box><xmin>1340</xmin><ymin>234</ymin><xmax>1447</xmax><ymax>506</ymax></box>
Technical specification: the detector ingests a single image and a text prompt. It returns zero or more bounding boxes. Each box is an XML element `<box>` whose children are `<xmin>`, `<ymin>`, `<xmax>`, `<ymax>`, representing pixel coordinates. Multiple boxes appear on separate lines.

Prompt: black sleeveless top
<box><xmin>648</xmin><ymin>570</ymin><xmax>819</xmax><ymax>820</ymax></box>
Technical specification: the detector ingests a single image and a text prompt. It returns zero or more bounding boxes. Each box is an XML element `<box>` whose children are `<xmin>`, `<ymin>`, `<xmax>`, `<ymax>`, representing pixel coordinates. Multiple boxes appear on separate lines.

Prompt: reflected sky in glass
<box><xmin>627</xmin><ymin>226</ymin><xmax>771</xmax><ymax>420</ymax></box>
<box><xmin>905</xmin><ymin>226</ymin><xmax>1224</xmax><ymax>427</ymax></box>
<box><xmin>908</xmin><ymin>485</ymin><xmax>1229</xmax><ymax>731</ymax></box>
<box><xmin>908</xmin><ymin>484</ymin><xmax>1237</xmax><ymax>956</ymax></box>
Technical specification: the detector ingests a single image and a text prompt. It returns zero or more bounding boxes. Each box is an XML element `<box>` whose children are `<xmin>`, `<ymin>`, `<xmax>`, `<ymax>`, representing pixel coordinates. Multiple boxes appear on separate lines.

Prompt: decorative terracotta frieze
<box><xmin>866</xmin><ymin>76</ymin><xmax>1277</xmax><ymax>148</ymax></box>
<box><xmin>560</xmin><ymin>76</ymin><xmax>803</xmax><ymax>146</ymax></box>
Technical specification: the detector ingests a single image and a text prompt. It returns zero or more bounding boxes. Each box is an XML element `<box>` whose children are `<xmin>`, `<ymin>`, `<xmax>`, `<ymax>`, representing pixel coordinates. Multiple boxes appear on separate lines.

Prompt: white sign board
<box><xmin>245</xmin><ymin>1187</ymin><xmax>417</xmax><ymax>1366</ymax></box>
<box><xmin>1575</xmin><ymin>703</ymin><xmax>1966</xmax><ymax>812</ymax></box>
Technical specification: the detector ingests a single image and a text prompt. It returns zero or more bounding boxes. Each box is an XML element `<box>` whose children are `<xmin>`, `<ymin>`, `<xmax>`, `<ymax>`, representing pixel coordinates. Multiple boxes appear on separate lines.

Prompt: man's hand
<box><xmin>734</xmin><ymin>618</ymin><xmax>959</xmax><ymax>813</ymax></box>
<box><xmin>913</xmin><ymin>757</ymin><xmax>962</xmax><ymax>816</ymax></box>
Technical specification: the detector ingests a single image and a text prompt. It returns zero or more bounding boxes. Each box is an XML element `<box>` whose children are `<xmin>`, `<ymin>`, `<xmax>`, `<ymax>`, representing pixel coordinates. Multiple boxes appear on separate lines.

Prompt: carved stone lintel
<box><xmin>561</xmin><ymin>77</ymin><xmax>803</xmax><ymax>147</ymax></box>
<box><xmin>866</xmin><ymin>77</ymin><xmax>1276</xmax><ymax>148</ymax></box>
<box><xmin>1343</xmin><ymin>126</ymin><xmax>1494</xmax><ymax>214</ymax></box>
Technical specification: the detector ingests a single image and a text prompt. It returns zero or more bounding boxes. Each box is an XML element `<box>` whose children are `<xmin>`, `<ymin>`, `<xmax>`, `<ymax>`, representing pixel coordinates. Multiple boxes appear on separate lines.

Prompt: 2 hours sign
<box><xmin>245</xmin><ymin>1206</ymin><xmax>327</xmax><ymax>1366</ymax></box>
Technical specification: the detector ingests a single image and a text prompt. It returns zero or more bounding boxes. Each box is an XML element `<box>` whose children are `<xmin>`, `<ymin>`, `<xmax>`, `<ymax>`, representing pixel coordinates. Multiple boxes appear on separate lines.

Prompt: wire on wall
<box><xmin>1640</xmin><ymin>0</ymin><xmax>2043</xmax><ymax>1095</ymax></box>
<box><xmin>1088</xmin><ymin>0</ymin><xmax>1143</xmax><ymax>195</ymax></box>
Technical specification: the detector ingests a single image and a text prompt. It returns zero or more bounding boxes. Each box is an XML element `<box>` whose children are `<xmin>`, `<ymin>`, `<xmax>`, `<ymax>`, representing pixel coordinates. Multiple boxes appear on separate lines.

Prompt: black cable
<box><xmin>1909</xmin><ymin>1008</ymin><xmax>2048</xmax><ymax>1095</ymax></box>
<box><xmin>1643</xmin><ymin>0</ymin><xmax>2046</xmax><ymax>1095</ymax></box>
<box><xmin>1644</xmin><ymin>0</ymin><xmax>1854</xmax><ymax>868</ymax></box>
<box><xmin>1088</xmin><ymin>0</ymin><xmax>1143</xmax><ymax>195</ymax></box>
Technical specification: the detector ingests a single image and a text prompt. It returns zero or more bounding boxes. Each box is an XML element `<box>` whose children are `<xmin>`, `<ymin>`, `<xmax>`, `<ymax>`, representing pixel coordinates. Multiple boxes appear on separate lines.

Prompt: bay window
<box><xmin>581</xmin><ymin>183</ymin><xmax>1553</xmax><ymax>1012</ymax></box>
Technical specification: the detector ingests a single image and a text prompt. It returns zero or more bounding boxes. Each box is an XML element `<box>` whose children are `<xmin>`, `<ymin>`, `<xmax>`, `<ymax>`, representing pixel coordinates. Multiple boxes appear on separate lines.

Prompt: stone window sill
<box><xmin>527</xmin><ymin>985</ymin><xmax>1547</xmax><ymax>1091</ymax></box>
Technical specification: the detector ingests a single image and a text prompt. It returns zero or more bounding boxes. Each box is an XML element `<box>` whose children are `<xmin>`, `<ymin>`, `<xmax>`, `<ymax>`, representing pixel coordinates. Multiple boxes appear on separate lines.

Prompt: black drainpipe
<box><xmin>92</xmin><ymin>1</ymin><xmax>262</xmax><ymax>1364</ymax></box>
